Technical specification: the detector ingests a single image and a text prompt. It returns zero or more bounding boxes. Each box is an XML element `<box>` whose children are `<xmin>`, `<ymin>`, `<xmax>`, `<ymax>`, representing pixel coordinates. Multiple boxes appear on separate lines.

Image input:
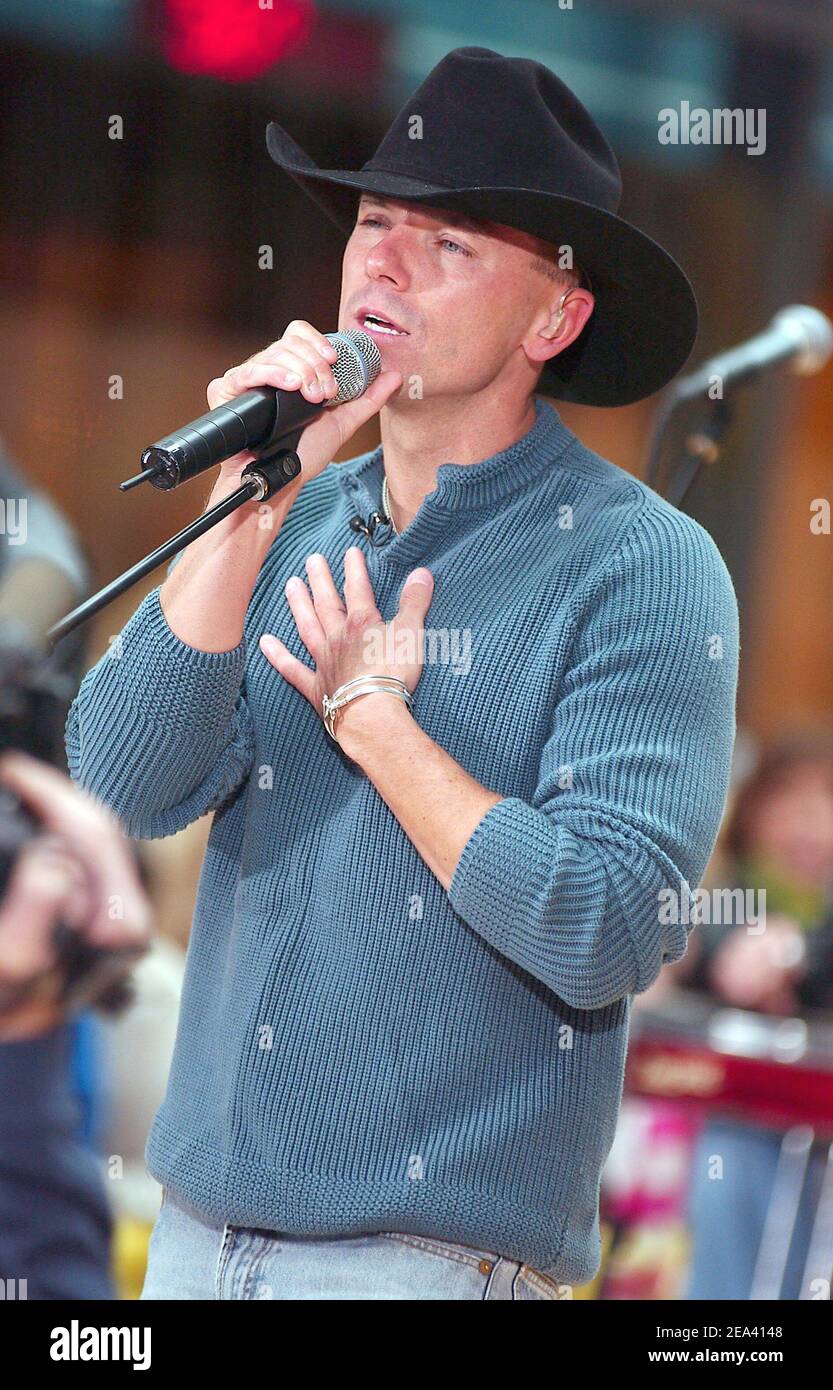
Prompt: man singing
<box><xmin>67</xmin><ymin>48</ymin><xmax>738</xmax><ymax>1300</ymax></box>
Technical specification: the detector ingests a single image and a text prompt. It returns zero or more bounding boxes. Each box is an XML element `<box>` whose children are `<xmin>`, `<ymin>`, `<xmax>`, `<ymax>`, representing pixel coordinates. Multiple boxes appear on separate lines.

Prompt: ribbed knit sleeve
<box><xmin>65</xmin><ymin>585</ymin><xmax>254</xmax><ymax>839</ymax></box>
<box><xmin>448</xmin><ymin>507</ymin><xmax>739</xmax><ymax>1010</ymax></box>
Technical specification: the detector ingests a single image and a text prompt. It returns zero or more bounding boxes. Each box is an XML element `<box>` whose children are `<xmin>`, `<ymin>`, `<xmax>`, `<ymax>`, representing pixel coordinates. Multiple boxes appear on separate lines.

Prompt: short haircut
<box><xmin>530</xmin><ymin>251</ymin><xmax>586</xmax><ymax>293</ymax></box>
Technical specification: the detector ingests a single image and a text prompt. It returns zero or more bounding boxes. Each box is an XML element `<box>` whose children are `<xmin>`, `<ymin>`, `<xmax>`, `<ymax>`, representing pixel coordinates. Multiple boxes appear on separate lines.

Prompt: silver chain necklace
<box><xmin>382</xmin><ymin>474</ymin><xmax>399</xmax><ymax>535</ymax></box>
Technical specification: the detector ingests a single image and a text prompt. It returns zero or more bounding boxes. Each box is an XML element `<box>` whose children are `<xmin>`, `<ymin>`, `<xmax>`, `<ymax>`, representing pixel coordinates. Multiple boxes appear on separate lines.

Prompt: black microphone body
<box><xmin>141</xmin><ymin>387</ymin><xmax>322</xmax><ymax>491</ymax></box>
<box><xmin>138</xmin><ymin>329</ymin><xmax>381</xmax><ymax>491</ymax></box>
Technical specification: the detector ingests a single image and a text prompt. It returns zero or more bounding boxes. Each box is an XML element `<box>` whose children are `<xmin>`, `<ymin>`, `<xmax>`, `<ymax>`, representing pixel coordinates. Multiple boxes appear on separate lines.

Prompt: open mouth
<box><xmin>360</xmin><ymin>312</ymin><xmax>409</xmax><ymax>337</ymax></box>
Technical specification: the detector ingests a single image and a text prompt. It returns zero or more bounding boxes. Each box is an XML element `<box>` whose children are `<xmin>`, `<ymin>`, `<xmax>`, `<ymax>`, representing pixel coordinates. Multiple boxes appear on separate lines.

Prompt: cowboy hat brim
<box><xmin>266</xmin><ymin>122</ymin><xmax>698</xmax><ymax>408</ymax></box>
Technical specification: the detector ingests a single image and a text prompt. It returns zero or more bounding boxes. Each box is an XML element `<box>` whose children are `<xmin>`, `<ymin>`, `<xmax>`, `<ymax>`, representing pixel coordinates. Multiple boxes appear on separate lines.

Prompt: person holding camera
<box><xmin>0</xmin><ymin>750</ymin><xmax>151</xmax><ymax>1299</ymax></box>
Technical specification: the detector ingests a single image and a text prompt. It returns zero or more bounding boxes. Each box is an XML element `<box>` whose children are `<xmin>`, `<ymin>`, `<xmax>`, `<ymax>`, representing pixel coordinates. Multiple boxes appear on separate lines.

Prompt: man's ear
<box><xmin>527</xmin><ymin>289</ymin><xmax>595</xmax><ymax>366</ymax></box>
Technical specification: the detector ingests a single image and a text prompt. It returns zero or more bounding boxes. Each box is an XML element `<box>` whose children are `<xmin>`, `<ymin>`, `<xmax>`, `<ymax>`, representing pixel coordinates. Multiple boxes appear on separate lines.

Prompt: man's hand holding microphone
<box><xmin>159</xmin><ymin>322</ymin><xmax>402</xmax><ymax>654</ymax></box>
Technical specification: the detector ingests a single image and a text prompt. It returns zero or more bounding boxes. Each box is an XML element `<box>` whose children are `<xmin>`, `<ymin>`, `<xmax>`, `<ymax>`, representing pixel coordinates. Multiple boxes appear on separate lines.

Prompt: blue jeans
<box><xmin>140</xmin><ymin>1187</ymin><xmax>571</xmax><ymax>1300</ymax></box>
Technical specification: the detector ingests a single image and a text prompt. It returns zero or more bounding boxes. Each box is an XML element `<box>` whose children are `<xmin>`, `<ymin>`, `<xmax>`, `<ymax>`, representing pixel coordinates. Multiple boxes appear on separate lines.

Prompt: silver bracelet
<box><xmin>322</xmin><ymin>675</ymin><xmax>414</xmax><ymax>743</ymax></box>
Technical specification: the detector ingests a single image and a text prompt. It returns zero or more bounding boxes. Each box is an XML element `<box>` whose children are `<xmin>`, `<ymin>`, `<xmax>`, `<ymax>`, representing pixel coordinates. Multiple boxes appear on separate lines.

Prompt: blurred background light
<box><xmin>160</xmin><ymin>0</ymin><xmax>315</xmax><ymax>81</ymax></box>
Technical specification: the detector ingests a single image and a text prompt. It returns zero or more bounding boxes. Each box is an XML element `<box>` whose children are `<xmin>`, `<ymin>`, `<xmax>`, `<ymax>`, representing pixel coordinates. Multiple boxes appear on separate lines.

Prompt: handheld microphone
<box><xmin>675</xmin><ymin>304</ymin><xmax>833</xmax><ymax>402</ymax></box>
<box><xmin>123</xmin><ymin>329</ymin><xmax>382</xmax><ymax>492</ymax></box>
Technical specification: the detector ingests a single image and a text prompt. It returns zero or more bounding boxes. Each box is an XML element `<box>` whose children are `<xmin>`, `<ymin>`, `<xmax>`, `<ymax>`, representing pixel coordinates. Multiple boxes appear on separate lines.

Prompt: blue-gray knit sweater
<box><xmin>65</xmin><ymin>398</ymin><xmax>738</xmax><ymax>1282</ymax></box>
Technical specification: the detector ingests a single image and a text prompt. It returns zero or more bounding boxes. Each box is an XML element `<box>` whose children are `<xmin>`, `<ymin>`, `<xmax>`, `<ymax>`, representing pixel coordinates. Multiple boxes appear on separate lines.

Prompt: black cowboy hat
<box><xmin>265</xmin><ymin>46</ymin><xmax>698</xmax><ymax>407</ymax></box>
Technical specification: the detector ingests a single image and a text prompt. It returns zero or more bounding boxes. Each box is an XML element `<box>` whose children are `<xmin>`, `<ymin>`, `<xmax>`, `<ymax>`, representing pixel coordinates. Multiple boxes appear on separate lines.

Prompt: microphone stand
<box><xmin>645</xmin><ymin>382</ymin><xmax>735</xmax><ymax>509</ymax></box>
<box><xmin>46</xmin><ymin>449</ymin><xmax>302</xmax><ymax>651</ymax></box>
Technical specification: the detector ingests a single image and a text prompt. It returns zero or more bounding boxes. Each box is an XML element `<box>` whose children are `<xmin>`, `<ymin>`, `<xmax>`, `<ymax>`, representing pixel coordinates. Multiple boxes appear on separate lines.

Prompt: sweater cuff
<box><xmin>449</xmin><ymin>795</ymin><xmax>666</xmax><ymax>1006</ymax></box>
<box><xmin>449</xmin><ymin>796</ymin><xmax>547</xmax><ymax>934</ymax></box>
<box><xmin>89</xmin><ymin>585</ymin><xmax>247</xmax><ymax>737</ymax></box>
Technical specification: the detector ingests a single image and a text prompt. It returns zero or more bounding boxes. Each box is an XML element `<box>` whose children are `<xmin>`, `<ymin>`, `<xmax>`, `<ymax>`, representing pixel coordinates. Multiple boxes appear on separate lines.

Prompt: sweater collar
<box><xmin>337</xmin><ymin>398</ymin><xmax>575</xmax><ymax>565</ymax></box>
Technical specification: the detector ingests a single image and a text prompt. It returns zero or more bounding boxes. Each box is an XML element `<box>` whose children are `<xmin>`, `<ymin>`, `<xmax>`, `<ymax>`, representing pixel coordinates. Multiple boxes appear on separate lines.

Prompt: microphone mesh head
<box><xmin>326</xmin><ymin>329</ymin><xmax>383</xmax><ymax>405</ymax></box>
